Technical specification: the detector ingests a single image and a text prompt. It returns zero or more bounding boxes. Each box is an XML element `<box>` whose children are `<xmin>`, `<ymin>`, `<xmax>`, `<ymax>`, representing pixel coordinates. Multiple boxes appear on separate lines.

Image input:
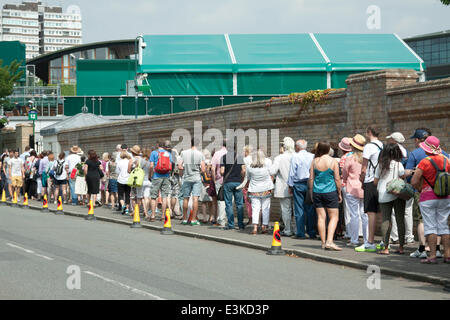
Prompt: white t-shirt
<box><xmin>363</xmin><ymin>140</ymin><xmax>383</xmax><ymax>183</ymax></box>
<box><xmin>53</xmin><ymin>159</ymin><xmax>67</xmax><ymax>180</ymax></box>
<box><xmin>65</xmin><ymin>154</ymin><xmax>81</xmax><ymax>173</ymax></box>
<box><xmin>117</xmin><ymin>159</ymin><xmax>131</xmax><ymax>185</ymax></box>
<box><xmin>375</xmin><ymin>160</ymin><xmax>405</xmax><ymax>203</ymax></box>
<box><xmin>9</xmin><ymin>158</ymin><xmax>24</xmax><ymax>176</ymax></box>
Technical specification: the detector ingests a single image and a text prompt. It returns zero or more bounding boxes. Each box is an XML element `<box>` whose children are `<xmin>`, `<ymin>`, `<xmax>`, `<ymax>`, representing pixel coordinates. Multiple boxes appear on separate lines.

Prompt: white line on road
<box><xmin>6</xmin><ymin>243</ymin><xmax>54</xmax><ymax>261</ymax></box>
<box><xmin>83</xmin><ymin>271</ymin><xmax>166</xmax><ymax>300</ymax></box>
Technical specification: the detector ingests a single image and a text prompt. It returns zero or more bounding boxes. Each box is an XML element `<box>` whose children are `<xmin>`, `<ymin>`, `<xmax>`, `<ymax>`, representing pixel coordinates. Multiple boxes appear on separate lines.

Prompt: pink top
<box><xmin>342</xmin><ymin>155</ymin><xmax>363</xmax><ymax>199</ymax></box>
<box><xmin>339</xmin><ymin>152</ymin><xmax>353</xmax><ymax>187</ymax></box>
<box><xmin>211</xmin><ymin>147</ymin><xmax>227</xmax><ymax>185</ymax></box>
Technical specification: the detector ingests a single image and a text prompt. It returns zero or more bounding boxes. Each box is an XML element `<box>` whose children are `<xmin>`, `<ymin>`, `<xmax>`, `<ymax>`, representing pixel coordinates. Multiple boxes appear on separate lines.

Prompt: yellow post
<box><xmin>23</xmin><ymin>193</ymin><xmax>29</xmax><ymax>208</ymax></box>
<box><xmin>131</xmin><ymin>204</ymin><xmax>142</xmax><ymax>228</ymax></box>
<box><xmin>12</xmin><ymin>191</ymin><xmax>18</xmax><ymax>207</ymax></box>
<box><xmin>161</xmin><ymin>208</ymin><xmax>174</xmax><ymax>235</ymax></box>
<box><xmin>267</xmin><ymin>222</ymin><xmax>285</xmax><ymax>255</ymax></box>
<box><xmin>1</xmin><ymin>189</ymin><xmax>6</xmax><ymax>205</ymax></box>
<box><xmin>42</xmin><ymin>194</ymin><xmax>49</xmax><ymax>212</ymax></box>
<box><xmin>85</xmin><ymin>200</ymin><xmax>96</xmax><ymax>220</ymax></box>
<box><xmin>56</xmin><ymin>196</ymin><xmax>64</xmax><ymax>214</ymax></box>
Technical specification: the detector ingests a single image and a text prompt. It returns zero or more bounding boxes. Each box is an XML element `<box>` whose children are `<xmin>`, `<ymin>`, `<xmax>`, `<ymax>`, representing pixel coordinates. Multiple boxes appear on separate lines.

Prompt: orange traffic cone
<box><xmin>161</xmin><ymin>208</ymin><xmax>174</xmax><ymax>235</ymax></box>
<box><xmin>267</xmin><ymin>222</ymin><xmax>285</xmax><ymax>255</ymax></box>
<box><xmin>1</xmin><ymin>189</ymin><xmax>6</xmax><ymax>206</ymax></box>
<box><xmin>11</xmin><ymin>191</ymin><xmax>18</xmax><ymax>207</ymax></box>
<box><xmin>56</xmin><ymin>196</ymin><xmax>64</xmax><ymax>214</ymax></box>
<box><xmin>85</xmin><ymin>200</ymin><xmax>96</xmax><ymax>220</ymax></box>
<box><xmin>131</xmin><ymin>204</ymin><xmax>142</xmax><ymax>228</ymax></box>
<box><xmin>42</xmin><ymin>194</ymin><xmax>49</xmax><ymax>212</ymax></box>
<box><xmin>22</xmin><ymin>193</ymin><xmax>29</xmax><ymax>209</ymax></box>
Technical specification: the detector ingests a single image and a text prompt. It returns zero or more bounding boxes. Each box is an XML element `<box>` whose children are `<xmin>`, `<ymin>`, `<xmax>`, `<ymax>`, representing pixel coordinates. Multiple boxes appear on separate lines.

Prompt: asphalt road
<box><xmin>0</xmin><ymin>205</ymin><xmax>448</xmax><ymax>300</ymax></box>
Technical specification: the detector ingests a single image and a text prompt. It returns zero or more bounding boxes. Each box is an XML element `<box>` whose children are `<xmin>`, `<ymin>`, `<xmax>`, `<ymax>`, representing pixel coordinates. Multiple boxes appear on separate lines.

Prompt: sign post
<box><xmin>28</xmin><ymin>109</ymin><xmax>38</xmax><ymax>150</ymax></box>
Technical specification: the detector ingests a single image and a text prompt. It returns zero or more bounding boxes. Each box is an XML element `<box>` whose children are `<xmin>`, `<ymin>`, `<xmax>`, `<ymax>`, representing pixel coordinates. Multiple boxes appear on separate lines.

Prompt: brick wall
<box><xmin>57</xmin><ymin>69</ymin><xmax>450</xmax><ymax>226</ymax></box>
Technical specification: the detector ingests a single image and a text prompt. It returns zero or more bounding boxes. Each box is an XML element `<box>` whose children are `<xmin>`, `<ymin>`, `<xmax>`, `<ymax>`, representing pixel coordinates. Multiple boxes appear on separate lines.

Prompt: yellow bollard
<box><xmin>85</xmin><ymin>200</ymin><xmax>96</xmax><ymax>220</ymax></box>
<box><xmin>130</xmin><ymin>204</ymin><xmax>142</xmax><ymax>228</ymax></box>
<box><xmin>42</xmin><ymin>194</ymin><xmax>49</xmax><ymax>212</ymax></box>
<box><xmin>267</xmin><ymin>222</ymin><xmax>285</xmax><ymax>255</ymax></box>
<box><xmin>161</xmin><ymin>208</ymin><xmax>174</xmax><ymax>235</ymax></box>
<box><xmin>56</xmin><ymin>196</ymin><xmax>64</xmax><ymax>214</ymax></box>
<box><xmin>22</xmin><ymin>193</ymin><xmax>29</xmax><ymax>209</ymax></box>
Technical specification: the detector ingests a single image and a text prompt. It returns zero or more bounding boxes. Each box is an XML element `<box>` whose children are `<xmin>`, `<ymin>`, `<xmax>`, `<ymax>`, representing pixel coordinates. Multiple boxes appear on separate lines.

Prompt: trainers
<box><xmin>436</xmin><ymin>250</ymin><xmax>443</xmax><ymax>258</ymax></box>
<box><xmin>376</xmin><ymin>242</ymin><xmax>385</xmax><ymax>250</ymax></box>
<box><xmin>190</xmin><ymin>220</ymin><xmax>201</xmax><ymax>226</ymax></box>
<box><xmin>346</xmin><ymin>242</ymin><xmax>360</xmax><ymax>248</ymax></box>
<box><xmin>410</xmin><ymin>249</ymin><xmax>427</xmax><ymax>259</ymax></box>
<box><xmin>355</xmin><ymin>243</ymin><xmax>376</xmax><ymax>253</ymax></box>
<box><xmin>181</xmin><ymin>220</ymin><xmax>188</xmax><ymax>225</ymax></box>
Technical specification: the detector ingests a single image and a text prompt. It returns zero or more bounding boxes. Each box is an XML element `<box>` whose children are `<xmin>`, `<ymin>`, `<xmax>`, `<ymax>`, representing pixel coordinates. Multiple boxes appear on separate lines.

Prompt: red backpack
<box><xmin>154</xmin><ymin>151</ymin><xmax>172</xmax><ymax>174</ymax></box>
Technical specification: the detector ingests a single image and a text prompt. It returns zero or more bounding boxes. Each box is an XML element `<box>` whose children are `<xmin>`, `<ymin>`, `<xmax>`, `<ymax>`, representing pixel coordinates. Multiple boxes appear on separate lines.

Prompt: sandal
<box><xmin>421</xmin><ymin>258</ymin><xmax>438</xmax><ymax>264</ymax></box>
<box><xmin>393</xmin><ymin>250</ymin><xmax>404</xmax><ymax>255</ymax></box>
<box><xmin>325</xmin><ymin>243</ymin><xmax>342</xmax><ymax>251</ymax></box>
<box><xmin>251</xmin><ymin>230</ymin><xmax>257</xmax><ymax>235</ymax></box>
<box><xmin>377</xmin><ymin>250</ymin><xmax>390</xmax><ymax>255</ymax></box>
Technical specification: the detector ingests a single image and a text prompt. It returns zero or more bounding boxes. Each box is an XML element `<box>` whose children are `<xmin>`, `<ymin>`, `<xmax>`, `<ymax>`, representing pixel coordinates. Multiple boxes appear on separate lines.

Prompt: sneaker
<box><xmin>181</xmin><ymin>220</ymin><xmax>188</xmax><ymax>225</ymax></box>
<box><xmin>436</xmin><ymin>250</ymin><xmax>443</xmax><ymax>258</ymax></box>
<box><xmin>376</xmin><ymin>242</ymin><xmax>385</xmax><ymax>250</ymax></box>
<box><xmin>410</xmin><ymin>249</ymin><xmax>427</xmax><ymax>259</ymax></box>
<box><xmin>190</xmin><ymin>220</ymin><xmax>201</xmax><ymax>226</ymax></box>
<box><xmin>346</xmin><ymin>242</ymin><xmax>360</xmax><ymax>248</ymax></box>
<box><xmin>355</xmin><ymin>243</ymin><xmax>376</xmax><ymax>253</ymax></box>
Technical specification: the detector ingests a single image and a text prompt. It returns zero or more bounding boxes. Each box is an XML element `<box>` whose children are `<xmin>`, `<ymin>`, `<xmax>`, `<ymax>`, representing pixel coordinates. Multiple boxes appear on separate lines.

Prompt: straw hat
<box><xmin>70</xmin><ymin>146</ymin><xmax>82</xmax><ymax>154</ymax></box>
<box><xmin>130</xmin><ymin>145</ymin><xmax>141</xmax><ymax>156</ymax></box>
<box><xmin>349</xmin><ymin>134</ymin><xmax>366</xmax><ymax>151</ymax></box>
<box><xmin>338</xmin><ymin>137</ymin><xmax>352</xmax><ymax>152</ymax></box>
<box><xmin>420</xmin><ymin>136</ymin><xmax>442</xmax><ymax>155</ymax></box>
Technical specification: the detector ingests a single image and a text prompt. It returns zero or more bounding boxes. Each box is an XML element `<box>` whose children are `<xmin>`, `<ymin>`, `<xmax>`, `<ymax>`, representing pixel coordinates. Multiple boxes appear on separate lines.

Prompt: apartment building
<box><xmin>0</xmin><ymin>1</ymin><xmax>82</xmax><ymax>59</ymax></box>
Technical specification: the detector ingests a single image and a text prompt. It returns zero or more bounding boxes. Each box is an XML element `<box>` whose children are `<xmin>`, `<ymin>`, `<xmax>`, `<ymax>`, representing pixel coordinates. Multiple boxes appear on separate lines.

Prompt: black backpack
<box><xmin>55</xmin><ymin>160</ymin><xmax>65</xmax><ymax>176</ymax></box>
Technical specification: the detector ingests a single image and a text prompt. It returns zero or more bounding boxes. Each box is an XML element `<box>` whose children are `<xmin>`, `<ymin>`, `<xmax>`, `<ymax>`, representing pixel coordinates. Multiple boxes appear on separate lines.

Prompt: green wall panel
<box><xmin>237</xmin><ymin>72</ymin><xmax>327</xmax><ymax>95</ymax></box>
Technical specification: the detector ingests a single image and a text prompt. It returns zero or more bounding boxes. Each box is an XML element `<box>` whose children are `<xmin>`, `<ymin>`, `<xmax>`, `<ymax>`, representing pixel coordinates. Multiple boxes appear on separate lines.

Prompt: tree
<box><xmin>0</xmin><ymin>59</ymin><xmax>24</xmax><ymax>110</ymax></box>
<box><xmin>441</xmin><ymin>0</ymin><xmax>450</xmax><ymax>5</ymax></box>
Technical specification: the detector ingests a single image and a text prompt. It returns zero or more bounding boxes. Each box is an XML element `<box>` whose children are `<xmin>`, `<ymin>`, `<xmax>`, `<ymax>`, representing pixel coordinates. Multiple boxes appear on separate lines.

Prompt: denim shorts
<box><xmin>181</xmin><ymin>180</ymin><xmax>202</xmax><ymax>198</ymax></box>
<box><xmin>108</xmin><ymin>179</ymin><xmax>118</xmax><ymax>193</ymax></box>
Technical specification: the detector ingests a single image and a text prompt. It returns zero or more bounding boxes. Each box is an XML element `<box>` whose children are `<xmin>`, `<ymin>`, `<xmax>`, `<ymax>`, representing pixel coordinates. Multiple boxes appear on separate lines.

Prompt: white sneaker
<box><xmin>436</xmin><ymin>250</ymin><xmax>443</xmax><ymax>258</ymax></box>
<box><xmin>410</xmin><ymin>249</ymin><xmax>427</xmax><ymax>259</ymax></box>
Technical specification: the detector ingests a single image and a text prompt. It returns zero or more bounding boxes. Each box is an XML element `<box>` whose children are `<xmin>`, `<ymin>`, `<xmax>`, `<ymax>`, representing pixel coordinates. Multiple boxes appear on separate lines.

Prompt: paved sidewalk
<box><xmin>4</xmin><ymin>199</ymin><xmax>449</xmax><ymax>287</ymax></box>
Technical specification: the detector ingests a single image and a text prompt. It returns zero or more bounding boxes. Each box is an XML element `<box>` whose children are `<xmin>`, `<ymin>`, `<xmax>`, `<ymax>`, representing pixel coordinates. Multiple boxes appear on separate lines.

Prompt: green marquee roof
<box><xmin>139</xmin><ymin>33</ymin><xmax>424</xmax><ymax>74</ymax></box>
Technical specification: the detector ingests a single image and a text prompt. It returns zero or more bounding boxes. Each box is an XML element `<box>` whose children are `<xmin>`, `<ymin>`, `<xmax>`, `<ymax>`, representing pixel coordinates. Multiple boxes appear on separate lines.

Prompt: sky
<box><xmin>1</xmin><ymin>0</ymin><xmax>449</xmax><ymax>43</ymax></box>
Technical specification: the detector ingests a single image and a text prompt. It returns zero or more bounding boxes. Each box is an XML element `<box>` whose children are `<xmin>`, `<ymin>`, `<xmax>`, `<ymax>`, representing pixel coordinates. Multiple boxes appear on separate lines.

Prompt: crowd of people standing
<box><xmin>0</xmin><ymin>125</ymin><xmax>449</xmax><ymax>264</ymax></box>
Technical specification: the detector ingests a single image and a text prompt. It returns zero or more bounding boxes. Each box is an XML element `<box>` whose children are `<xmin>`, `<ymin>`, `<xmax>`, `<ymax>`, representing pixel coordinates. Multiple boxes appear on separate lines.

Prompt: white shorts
<box><xmin>133</xmin><ymin>180</ymin><xmax>151</xmax><ymax>199</ymax></box>
<box><xmin>419</xmin><ymin>198</ymin><xmax>450</xmax><ymax>236</ymax></box>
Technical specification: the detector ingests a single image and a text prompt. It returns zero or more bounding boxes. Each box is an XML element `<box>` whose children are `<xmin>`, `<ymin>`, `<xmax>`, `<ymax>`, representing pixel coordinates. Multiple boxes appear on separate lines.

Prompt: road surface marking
<box><xmin>6</xmin><ymin>243</ymin><xmax>54</xmax><ymax>261</ymax></box>
<box><xmin>83</xmin><ymin>271</ymin><xmax>165</xmax><ymax>300</ymax></box>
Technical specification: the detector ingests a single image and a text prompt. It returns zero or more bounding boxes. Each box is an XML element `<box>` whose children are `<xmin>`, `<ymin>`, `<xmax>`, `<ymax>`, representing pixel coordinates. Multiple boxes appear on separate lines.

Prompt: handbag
<box><xmin>386</xmin><ymin>162</ymin><xmax>414</xmax><ymax>201</ymax></box>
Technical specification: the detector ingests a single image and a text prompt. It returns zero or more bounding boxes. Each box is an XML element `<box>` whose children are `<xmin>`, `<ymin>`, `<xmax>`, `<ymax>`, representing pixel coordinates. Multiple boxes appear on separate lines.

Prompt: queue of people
<box><xmin>0</xmin><ymin>126</ymin><xmax>448</xmax><ymax>264</ymax></box>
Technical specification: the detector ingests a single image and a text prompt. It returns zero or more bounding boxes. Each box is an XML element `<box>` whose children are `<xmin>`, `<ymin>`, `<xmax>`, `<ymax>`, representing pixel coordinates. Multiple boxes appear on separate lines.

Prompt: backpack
<box><xmin>127</xmin><ymin>160</ymin><xmax>145</xmax><ymax>188</ymax></box>
<box><xmin>423</xmin><ymin>157</ymin><xmax>450</xmax><ymax>197</ymax></box>
<box><xmin>368</xmin><ymin>142</ymin><xmax>383</xmax><ymax>172</ymax></box>
<box><xmin>55</xmin><ymin>160</ymin><xmax>65</xmax><ymax>176</ymax></box>
<box><xmin>154</xmin><ymin>151</ymin><xmax>172</xmax><ymax>174</ymax></box>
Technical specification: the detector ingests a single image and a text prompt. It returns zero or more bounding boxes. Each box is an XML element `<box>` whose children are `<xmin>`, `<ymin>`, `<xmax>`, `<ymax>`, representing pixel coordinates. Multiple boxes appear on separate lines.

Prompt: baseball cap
<box><xmin>410</xmin><ymin>129</ymin><xmax>429</xmax><ymax>140</ymax></box>
<box><xmin>386</xmin><ymin>132</ymin><xmax>405</xmax><ymax>144</ymax></box>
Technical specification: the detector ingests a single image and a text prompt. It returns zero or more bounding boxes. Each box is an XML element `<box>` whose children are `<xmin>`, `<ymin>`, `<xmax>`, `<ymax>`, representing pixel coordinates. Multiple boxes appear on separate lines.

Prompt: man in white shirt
<box><xmin>356</xmin><ymin>126</ymin><xmax>383</xmax><ymax>253</ymax></box>
<box><xmin>9</xmin><ymin>150</ymin><xmax>24</xmax><ymax>201</ymax></box>
<box><xmin>65</xmin><ymin>146</ymin><xmax>82</xmax><ymax>205</ymax></box>
<box><xmin>270</xmin><ymin>137</ymin><xmax>295</xmax><ymax>236</ymax></box>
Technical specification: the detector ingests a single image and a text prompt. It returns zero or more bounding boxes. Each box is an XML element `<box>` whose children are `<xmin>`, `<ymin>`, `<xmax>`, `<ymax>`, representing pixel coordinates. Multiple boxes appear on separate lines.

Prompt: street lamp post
<box><xmin>134</xmin><ymin>35</ymin><xmax>146</xmax><ymax>120</ymax></box>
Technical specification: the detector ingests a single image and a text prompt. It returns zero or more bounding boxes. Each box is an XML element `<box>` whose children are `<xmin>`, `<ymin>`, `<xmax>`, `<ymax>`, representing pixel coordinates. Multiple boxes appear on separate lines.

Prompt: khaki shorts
<box><xmin>413</xmin><ymin>192</ymin><xmax>422</xmax><ymax>223</ymax></box>
<box><xmin>11</xmin><ymin>176</ymin><xmax>23</xmax><ymax>188</ymax></box>
<box><xmin>150</xmin><ymin>177</ymin><xmax>171</xmax><ymax>199</ymax></box>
